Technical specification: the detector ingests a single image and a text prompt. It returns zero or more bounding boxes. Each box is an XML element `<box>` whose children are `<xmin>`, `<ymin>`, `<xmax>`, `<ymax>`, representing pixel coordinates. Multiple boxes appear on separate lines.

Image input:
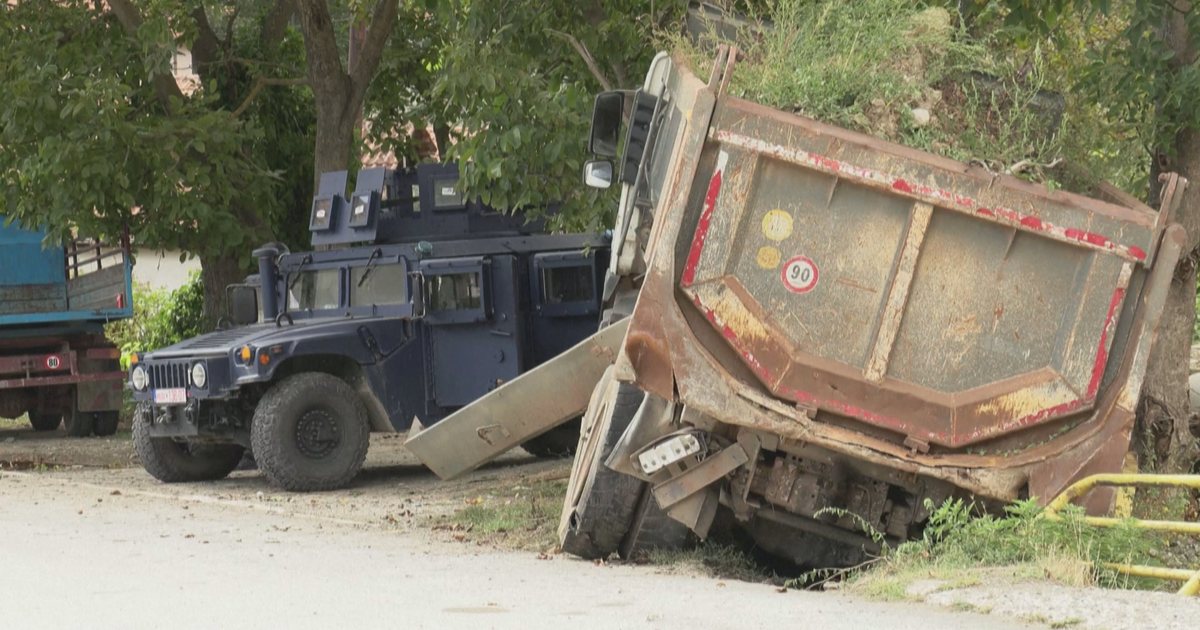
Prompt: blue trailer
<box><xmin>0</xmin><ymin>220</ymin><xmax>133</xmax><ymax>436</ymax></box>
<box><xmin>129</xmin><ymin>164</ymin><xmax>609</xmax><ymax>490</ymax></box>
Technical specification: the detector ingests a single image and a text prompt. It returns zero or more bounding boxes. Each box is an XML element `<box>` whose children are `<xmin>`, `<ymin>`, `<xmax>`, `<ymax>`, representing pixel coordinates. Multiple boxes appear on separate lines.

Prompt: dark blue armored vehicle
<box><xmin>130</xmin><ymin>164</ymin><xmax>608</xmax><ymax>491</ymax></box>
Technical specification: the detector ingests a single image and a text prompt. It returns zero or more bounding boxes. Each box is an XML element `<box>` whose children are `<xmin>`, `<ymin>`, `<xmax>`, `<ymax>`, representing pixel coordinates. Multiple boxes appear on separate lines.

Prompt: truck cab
<box><xmin>130</xmin><ymin>164</ymin><xmax>609</xmax><ymax>490</ymax></box>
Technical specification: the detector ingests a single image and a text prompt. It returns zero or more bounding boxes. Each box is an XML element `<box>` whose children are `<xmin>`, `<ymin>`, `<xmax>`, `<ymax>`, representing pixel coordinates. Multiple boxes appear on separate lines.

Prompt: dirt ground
<box><xmin>2</xmin><ymin>426</ymin><xmax>1197</xmax><ymax>629</ymax></box>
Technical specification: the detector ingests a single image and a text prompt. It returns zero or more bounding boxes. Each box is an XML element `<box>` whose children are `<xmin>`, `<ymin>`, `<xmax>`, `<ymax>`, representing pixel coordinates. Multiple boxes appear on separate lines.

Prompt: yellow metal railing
<box><xmin>1045</xmin><ymin>473</ymin><xmax>1200</xmax><ymax>596</ymax></box>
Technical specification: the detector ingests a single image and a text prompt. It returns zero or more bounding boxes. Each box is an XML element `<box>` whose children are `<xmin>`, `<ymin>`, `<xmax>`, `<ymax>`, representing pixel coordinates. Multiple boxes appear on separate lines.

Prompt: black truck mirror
<box><xmin>588</xmin><ymin>91</ymin><xmax>625</xmax><ymax>158</ymax></box>
<box><xmin>227</xmin><ymin>285</ymin><xmax>259</xmax><ymax>326</ymax></box>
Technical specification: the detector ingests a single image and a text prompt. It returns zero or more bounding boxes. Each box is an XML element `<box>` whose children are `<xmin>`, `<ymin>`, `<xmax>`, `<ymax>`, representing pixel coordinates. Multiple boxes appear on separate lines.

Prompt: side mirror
<box><xmin>588</xmin><ymin>91</ymin><xmax>625</xmax><ymax>158</ymax></box>
<box><xmin>227</xmin><ymin>284</ymin><xmax>260</xmax><ymax>326</ymax></box>
<box><xmin>583</xmin><ymin>160</ymin><xmax>614</xmax><ymax>189</ymax></box>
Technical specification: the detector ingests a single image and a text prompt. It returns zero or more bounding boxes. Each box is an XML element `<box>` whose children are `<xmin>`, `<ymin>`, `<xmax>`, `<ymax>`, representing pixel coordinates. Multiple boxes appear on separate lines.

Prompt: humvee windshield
<box><xmin>288</xmin><ymin>268</ymin><xmax>340</xmax><ymax>311</ymax></box>
<box><xmin>351</xmin><ymin>263</ymin><xmax>408</xmax><ymax>306</ymax></box>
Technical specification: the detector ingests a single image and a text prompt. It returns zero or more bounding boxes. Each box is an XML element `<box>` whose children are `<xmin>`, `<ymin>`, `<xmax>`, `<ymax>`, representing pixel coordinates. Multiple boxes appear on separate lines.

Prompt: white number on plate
<box><xmin>154</xmin><ymin>388</ymin><xmax>187</xmax><ymax>405</ymax></box>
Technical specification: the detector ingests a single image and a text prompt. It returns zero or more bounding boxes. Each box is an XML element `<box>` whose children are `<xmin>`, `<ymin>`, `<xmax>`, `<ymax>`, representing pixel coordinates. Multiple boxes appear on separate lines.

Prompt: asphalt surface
<box><xmin>0</xmin><ymin>469</ymin><xmax>1032</xmax><ymax>630</ymax></box>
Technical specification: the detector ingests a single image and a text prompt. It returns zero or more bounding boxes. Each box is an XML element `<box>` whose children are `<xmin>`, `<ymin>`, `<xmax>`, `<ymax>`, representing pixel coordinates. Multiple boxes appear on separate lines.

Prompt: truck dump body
<box><xmin>621</xmin><ymin>51</ymin><xmax>1183</xmax><ymax>517</ymax></box>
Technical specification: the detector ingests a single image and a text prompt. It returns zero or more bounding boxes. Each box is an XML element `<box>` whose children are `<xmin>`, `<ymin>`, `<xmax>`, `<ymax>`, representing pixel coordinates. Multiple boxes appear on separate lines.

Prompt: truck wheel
<box><xmin>251</xmin><ymin>372</ymin><xmax>370</xmax><ymax>492</ymax></box>
<box><xmin>521</xmin><ymin>418</ymin><xmax>581</xmax><ymax>458</ymax></box>
<box><xmin>28</xmin><ymin>413</ymin><xmax>62</xmax><ymax>432</ymax></box>
<box><xmin>93</xmin><ymin>411</ymin><xmax>120</xmax><ymax>437</ymax></box>
<box><xmin>559</xmin><ymin>374</ymin><xmax>645</xmax><ymax>559</ymax></box>
<box><xmin>64</xmin><ymin>409</ymin><xmax>94</xmax><ymax>437</ymax></box>
<box><xmin>133</xmin><ymin>413</ymin><xmax>244</xmax><ymax>482</ymax></box>
<box><xmin>619</xmin><ymin>486</ymin><xmax>693</xmax><ymax>560</ymax></box>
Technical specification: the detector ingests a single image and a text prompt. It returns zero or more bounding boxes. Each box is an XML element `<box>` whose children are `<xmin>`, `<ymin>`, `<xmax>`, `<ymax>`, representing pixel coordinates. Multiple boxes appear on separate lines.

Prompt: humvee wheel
<box><xmin>251</xmin><ymin>372</ymin><xmax>369</xmax><ymax>492</ymax></box>
<box><xmin>558</xmin><ymin>369</ymin><xmax>645</xmax><ymax>559</ymax></box>
<box><xmin>133</xmin><ymin>413</ymin><xmax>244</xmax><ymax>482</ymax></box>
<box><xmin>28</xmin><ymin>412</ymin><xmax>62</xmax><ymax>432</ymax></box>
<box><xmin>93</xmin><ymin>411</ymin><xmax>120</xmax><ymax>437</ymax></box>
<box><xmin>521</xmin><ymin>418</ymin><xmax>581</xmax><ymax>458</ymax></box>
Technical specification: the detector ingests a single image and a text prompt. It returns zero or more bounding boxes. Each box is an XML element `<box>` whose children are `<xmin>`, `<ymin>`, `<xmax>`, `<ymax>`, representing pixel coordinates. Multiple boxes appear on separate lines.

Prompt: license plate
<box><xmin>153</xmin><ymin>388</ymin><xmax>187</xmax><ymax>405</ymax></box>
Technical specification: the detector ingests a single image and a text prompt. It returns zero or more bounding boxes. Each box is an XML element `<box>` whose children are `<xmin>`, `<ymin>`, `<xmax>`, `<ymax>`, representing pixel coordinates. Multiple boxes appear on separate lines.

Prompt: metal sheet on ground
<box><xmin>405</xmin><ymin>319</ymin><xmax>628</xmax><ymax>479</ymax></box>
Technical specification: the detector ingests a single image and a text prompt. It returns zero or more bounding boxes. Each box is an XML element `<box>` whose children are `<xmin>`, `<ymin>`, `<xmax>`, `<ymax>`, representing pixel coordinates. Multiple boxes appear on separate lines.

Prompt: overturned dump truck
<box><xmin>408</xmin><ymin>48</ymin><xmax>1186</xmax><ymax>565</ymax></box>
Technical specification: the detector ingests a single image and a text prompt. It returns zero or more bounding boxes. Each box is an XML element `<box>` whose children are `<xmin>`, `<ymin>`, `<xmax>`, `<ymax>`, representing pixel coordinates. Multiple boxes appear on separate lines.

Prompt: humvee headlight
<box><xmin>131</xmin><ymin>365</ymin><xmax>149</xmax><ymax>391</ymax></box>
<box><xmin>238</xmin><ymin>345</ymin><xmax>253</xmax><ymax>363</ymax></box>
<box><xmin>190</xmin><ymin>362</ymin><xmax>208</xmax><ymax>389</ymax></box>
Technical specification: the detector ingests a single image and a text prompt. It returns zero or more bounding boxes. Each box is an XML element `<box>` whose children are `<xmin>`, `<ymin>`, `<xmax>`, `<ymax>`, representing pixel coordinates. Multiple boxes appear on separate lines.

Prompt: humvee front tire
<box><xmin>251</xmin><ymin>372</ymin><xmax>369</xmax><ymax>492</ymax></box>
<box><xmin>133</xmin><ymin>413</ymin><xmax>245</xmax><ymax>482</ymax></box>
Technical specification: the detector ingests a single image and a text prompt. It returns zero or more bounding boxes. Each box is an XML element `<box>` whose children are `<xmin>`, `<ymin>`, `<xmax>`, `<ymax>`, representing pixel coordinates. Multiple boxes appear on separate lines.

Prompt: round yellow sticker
<box><xmin>756</xmin><ymin>246</ymin><xmax>781</xmax><ymax>269</ymax></box>
<box><xmin>761</xmin><ymin>209</ymin><xmax>793</xmax><ymax>242</ymax></box>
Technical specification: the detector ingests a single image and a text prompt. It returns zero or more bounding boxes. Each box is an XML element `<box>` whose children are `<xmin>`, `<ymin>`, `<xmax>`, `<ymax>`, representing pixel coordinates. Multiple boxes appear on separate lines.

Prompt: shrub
<box><xmin>106</xmin><ymin>273</ymin><xmax>205</xmax><ymax>368</ymax></box>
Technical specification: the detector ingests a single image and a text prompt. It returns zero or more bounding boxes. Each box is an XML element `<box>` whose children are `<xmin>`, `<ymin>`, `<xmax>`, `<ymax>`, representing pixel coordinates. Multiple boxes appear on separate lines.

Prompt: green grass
<box><xmin>0</xmin><ymin>413</ymin><xmax>30</xmax><ymax>430</ymax></box>
<box><xmin>443</xmin><ymin>478</ymin><xmax>567</xmax><ymax>551</ymax></box>
<box><xmin>848</xmin><ymin>498</ymin><xmax>1167</xmax><ymax>599</ymax></box>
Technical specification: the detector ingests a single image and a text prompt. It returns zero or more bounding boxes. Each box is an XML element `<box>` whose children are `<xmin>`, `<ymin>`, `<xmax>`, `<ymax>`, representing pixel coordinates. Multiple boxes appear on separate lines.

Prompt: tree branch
<box><xmin>295</xmin><ymin>0</ymin><xmax>350</xmax><ymax>97</ymax></box>
<box><xmin>105</xmin><ymin>0</ymin><xmax>187</xmax><ymax>114</ymax></box>
<box><xmin>232</xmin><ymin>77</ymin><xmax>308</xmax><ymax>118</ymax></box>
<box><xmin>547</xmin><ymin>29</ymin><xmax>613</xmax><ymax>91</ymax></box>
<box><xmin>261</xmin><ymin>0</ymin><xmax>295</xmax><ymax>49</ymax></box>
<box><xmin>348</xmin><ymin>0</ymin><xmax>400</xmax><ymax>98</ymax></box>
<box><xmin>222</xmin><ymin>5</ymin><xmax>241</xmax><ymax>51</ymax></box>
<box><xmin>190</xmin><ymin>5</ymin><xmax>221</xmax><ymax>71</ymax></box>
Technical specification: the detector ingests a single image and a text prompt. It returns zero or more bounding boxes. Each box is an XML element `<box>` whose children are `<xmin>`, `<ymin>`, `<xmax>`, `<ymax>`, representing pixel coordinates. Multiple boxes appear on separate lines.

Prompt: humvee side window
<box><xmin>427</xmin><ymin>272</ymin><xmax>481</xmax><ymax>311</ymax></box>
<box><xmin>351</xmin><ymin>264</ymin><xmax>408</xmax><ymax>307</ymax></box>
<box><xmin>288</xmin><ymin>268</ymin><xmax>341</xmax><ymax>311</ymax></box>
<box><xmin>541</xmin><ymin>265</ymin><xmax>594</xmax><ymax>305</ymax></box>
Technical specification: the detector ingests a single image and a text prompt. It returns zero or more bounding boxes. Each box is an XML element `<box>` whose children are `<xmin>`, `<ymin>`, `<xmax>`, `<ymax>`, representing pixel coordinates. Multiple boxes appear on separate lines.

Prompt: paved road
<box><xmin>0</xmin><ymin>470</ymin><xmax>1031</xmax><ymax>630</ymax></box>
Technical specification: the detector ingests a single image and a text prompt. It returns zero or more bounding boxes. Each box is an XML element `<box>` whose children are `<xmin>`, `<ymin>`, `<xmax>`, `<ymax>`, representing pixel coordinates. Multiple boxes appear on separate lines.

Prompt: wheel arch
<box><xmin>269</xmin><ymin>354</ymin><xmax>393</xmax><ymax>432</ymax></box>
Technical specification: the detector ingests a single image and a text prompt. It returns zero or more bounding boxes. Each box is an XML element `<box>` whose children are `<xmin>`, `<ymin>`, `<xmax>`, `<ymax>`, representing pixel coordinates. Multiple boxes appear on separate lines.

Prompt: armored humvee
<box><xmin>130</xmin><ymin>164</ymin><xmax>609</xmax><ymax>491</ymax></box>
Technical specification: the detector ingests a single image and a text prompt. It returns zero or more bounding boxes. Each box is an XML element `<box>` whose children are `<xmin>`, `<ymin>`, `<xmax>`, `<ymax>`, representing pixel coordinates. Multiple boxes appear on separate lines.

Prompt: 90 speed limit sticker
<box><xmin>781</xmin><ymin>255</ymin><xmax>819</xmax><ymax>294</ymax></box>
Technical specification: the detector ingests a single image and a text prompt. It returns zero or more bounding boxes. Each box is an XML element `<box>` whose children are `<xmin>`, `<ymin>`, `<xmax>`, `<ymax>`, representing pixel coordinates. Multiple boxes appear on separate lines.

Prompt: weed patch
<box><xmin>441</xmin><ymin>478</ymin><xmax>566</xmax><ymax>551</ymax></box>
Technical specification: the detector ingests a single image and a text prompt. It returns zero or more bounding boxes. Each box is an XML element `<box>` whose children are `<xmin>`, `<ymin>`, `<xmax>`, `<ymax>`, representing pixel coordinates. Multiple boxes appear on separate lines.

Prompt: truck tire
<box><xmin>93</xmin><ymin>411</ymin><xmax>120</xmax><ymax>437</ymax></box>
<box><xmin>619</xmin><ymin>486</ymin><xmax>694</xmax><ymax>560</ymax></box>
<box><xmin>133</xmin><ymin>413</ymin><xmax>245</xmax><ymax>482</ymax></box>
<box><xmin>559</xmin><ymin>376</ymin><xmax>645</xmax><ymax>559</ymax></box>
<box><xmin>28</xmin><ymin>413</ymin><xmax>62</xmax><ymax>432</ymax></box>
<box><xmin>521</xmin><ymin>418</ymin><xmax>581</xmax><ymax>458</ymax></box>
<box><xmin>251</xmin><ymin>372</ymin><xmax>370</xmax><ymax>492</ymax></box>
<box><xmin>64</xmin><ymin>409</ymin><xmax>93</xmax><ymax>437</ymax></box>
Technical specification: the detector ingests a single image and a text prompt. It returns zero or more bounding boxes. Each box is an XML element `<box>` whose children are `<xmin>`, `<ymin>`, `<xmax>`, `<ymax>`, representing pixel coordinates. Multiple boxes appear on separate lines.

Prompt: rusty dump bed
<box><xmin>624</xmin><ymin>52</ymin><xmax>1186</xmax><ymax>505</ymax></box>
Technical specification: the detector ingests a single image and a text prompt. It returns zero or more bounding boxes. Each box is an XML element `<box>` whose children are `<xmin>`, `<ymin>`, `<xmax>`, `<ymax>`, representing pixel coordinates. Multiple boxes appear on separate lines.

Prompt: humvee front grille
<box><xmin>149</xmin><ymin>362</ymin><xmax>189</xmax><ymax>389</ymax></box>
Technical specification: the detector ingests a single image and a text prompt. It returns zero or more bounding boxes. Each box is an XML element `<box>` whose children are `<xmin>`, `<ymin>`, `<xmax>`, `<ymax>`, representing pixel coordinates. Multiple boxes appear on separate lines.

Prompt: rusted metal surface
<box><xmin>405</xmin><ymin>319</ymin><xmax>627</xmax><ymax>479</ymax></box>
<box><xmin>622</xmin><ymin>51</ymin><xmax>1186</xmax><ymax>511</ymax></box>
<box><xmin>651</xmin><ymin>442</ymin><xmax>748</xmax><ymax>509</ymax></box>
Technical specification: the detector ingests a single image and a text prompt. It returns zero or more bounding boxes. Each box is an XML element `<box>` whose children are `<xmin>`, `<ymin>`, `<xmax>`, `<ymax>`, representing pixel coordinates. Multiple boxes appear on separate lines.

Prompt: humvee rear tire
<box><xmin>251</xmin><ymin>372</ymin><xmax>370</xmax><ymax>492</ymax></box>
<box><xmin>521</xmin><ymin>418</ymin><xmax>581</xmax><ymax>458</ymax></box>
<box><xmin>28</xmin><ymin>413</ymin><xmax>62</xmax><ymax>432</ymax></box>
<box><xmin>93</xmin><ymin>411</ymin><xmax>120</xmax><ymax>437</ymax></box>
<box><xmin>558</xmin><ymin>373</ymin><xmax>645</xmax><ymax>559</ymax></box>
<box><xmin>133</xmin><ymin>413</ymin><xmax>244</xmax><ymax>482</ymax></box>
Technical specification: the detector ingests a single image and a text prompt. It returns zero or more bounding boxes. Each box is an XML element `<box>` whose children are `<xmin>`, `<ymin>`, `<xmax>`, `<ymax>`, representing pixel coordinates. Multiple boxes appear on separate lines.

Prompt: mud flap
<box><xmin>405</xmin><ymin>320</ymin><xmax>629</xmax><ymax>479</ymax></box>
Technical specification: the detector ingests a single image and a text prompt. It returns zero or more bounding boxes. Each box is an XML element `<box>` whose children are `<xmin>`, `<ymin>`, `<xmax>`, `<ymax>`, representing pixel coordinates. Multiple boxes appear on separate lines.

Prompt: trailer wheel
<box><xmin>133</xmin><ymin>413</ymin><xmax>244</xmax><ymax>482</ymax></box>
<box><xmin>93</xmin><ymin>411</ymin><xmax>120</xmax><ymax>437</ymax></box>
<box><xmin>558</xmin><ymin>372</ymin><xmax>645</xmax><ymax>559</ymax></box>
<box><xmin>520</xmin><ymin>418</ymin><xmax>581</xmax><ymax>458</ymax></box>
<box><xmin>64</xmin><ymin>409</ymin><xmax>94</xmax><ymax>437</ymax></box>
<box><xmin>28</xmin><ymin>413</ymin><xmax>62</xmax><ymax>432</ymax></box>
<box><xmin>251</xmin><ymin>372</ymin><xmax>370</xmax><ymax>492</ymax></box>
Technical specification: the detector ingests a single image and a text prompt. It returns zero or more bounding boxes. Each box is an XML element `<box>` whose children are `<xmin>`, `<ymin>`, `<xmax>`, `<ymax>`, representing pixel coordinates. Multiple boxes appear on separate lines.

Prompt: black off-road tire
<box><xmin>28</xmin><ymin>413</ymin><xmax>62</xmax><ymax>432</ymax></box>
<box><xmin>521</xmin><ymin>418</ymin><xmax>581</xmax><ymax>458</ymax></box>
<box><xmin>559</xmin><ymin>380</ymin><xmax>646</xmax><ymax>559</ymax></box>
<box><xmin>133</xmin><ymin>412</ymin><xmax>245</xmax><ymax>482</ymax></box>
<box><xmin>251</xmin><ymin>372</ymin><xmax>370</xmax><ymax>492</ymax></box>
<box><xmin>619</xmin><ymin>486</ymin><xmax>694</xmax><ymax>560</ymax></box>
<box><xmin>63</xmin><ymin>409</ymin><xmax>94</xmax><ymax>437</ymax></box>
<box><xmin>92</xmin><ymin>411</ymin><xmax>120</xmax><ymax>437</ymax></box>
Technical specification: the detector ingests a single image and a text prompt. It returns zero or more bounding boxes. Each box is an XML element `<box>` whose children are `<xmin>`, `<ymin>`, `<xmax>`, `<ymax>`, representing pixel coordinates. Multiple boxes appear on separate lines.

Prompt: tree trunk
<box><xmin>199</xmin><ymin>251</ymin><xmax>249</xmax><ymax>329</ymax></box>
<box><xmin>1137</xmin><ymin>2</ymin><xmax>1200</xmax><ymax>473</ymax></box>
<box><xmin>312</xmin><ymin>96</ymin><xmax>357</xmax><ymax>188</ymax></box>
